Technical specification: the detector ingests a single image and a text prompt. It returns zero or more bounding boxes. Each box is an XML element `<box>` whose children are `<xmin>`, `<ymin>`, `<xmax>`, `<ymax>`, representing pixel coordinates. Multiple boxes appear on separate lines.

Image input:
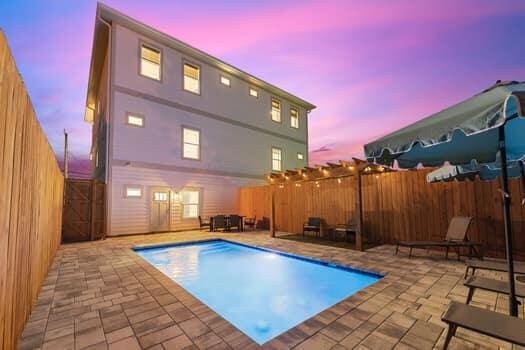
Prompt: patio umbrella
<box><xmin>364</xmin><ymin>81</ymin><xmax>525</xmax><ymax>316</ymax></box>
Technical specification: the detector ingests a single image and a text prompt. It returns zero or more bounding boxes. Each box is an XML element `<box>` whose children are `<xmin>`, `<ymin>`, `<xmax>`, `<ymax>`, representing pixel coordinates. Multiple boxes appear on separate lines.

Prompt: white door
<box><xmin>150</xmin><ymin>187</ymin><xmax>170</xmax><ymax>232</ymax></box>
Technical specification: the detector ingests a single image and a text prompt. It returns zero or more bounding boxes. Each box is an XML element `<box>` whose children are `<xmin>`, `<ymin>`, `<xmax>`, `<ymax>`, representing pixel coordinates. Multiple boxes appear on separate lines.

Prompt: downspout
<box><xmin>98</xmin><ymin>14</ymin><xmax>112</xmax><ymax>239</ymax></box>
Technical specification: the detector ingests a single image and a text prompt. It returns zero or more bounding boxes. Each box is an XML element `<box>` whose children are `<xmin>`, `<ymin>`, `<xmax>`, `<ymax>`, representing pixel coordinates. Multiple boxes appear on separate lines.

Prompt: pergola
<box><xmin>264</xmin><ymin>158</ymin><xmax>393</xmax><ymax>250</ymax></box>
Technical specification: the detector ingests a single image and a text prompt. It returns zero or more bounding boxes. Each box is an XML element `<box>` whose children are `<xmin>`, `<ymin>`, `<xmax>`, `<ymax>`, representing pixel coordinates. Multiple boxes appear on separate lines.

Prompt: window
<box><xmin>140</xmin><ymin>44</ymin><xmax>161</xmax><ymax>80</ymax></box>
<box><xmin>126</xmin><ymin>113</ymin><xmax>144</xmax><ymax>127</ymax></box>
<box><xmin>182</xmin><ymin>190</ymin><xmax>199</xmax><ymax>218</ymax></box>
<box><xmin>249</xmin><ymin>88</ymin><xmax>258</xmax><ymax>98</ymax></box>
<box><xmin>125</xmin><ymin>186</ymin><xmax>142</xmax><ymax>198</ymax></box>
<box><xmin>272</xmin><ymin>147</ymin><xmax>282</xmax><ymax>171</ymax></box>
<box><xmin>183</xmin><ymin>63</ymin><xmax>200</xmax><ymax>94</ymax></box>
<box><xmin>297</xmin><ymin>152</ymin><xmax>304</xmax><ymax>160</ymax></box>
<box><xmin>290</xmin><ymin>107</ymin><xmax>299</xmax><ymax>128</ymax></box>
<box><xmin>220</xmin><ymin>76</ymin><xmax>231</xmax><ymax>87</ymax></box>
<box><xmin>271</xmin><ymin>98</ymin><xmax>281</xmax><ymax>122</ymax></box>
<box><xmin>182</xmin><ymin>127</ymin><xmax>200</xmax><ymax>160</ymax></box>
<box><xmin>153</xmin><ymin>192</ymin><xmax>168</xmax><ymax>201</ymax></box>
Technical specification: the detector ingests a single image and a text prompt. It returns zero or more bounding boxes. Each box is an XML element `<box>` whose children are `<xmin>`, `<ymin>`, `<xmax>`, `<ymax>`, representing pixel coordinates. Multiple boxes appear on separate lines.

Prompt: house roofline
<box><xmin>84</xmin><ymin>2</ymin><xmax>316</xmax><ymax>122</ymax></box>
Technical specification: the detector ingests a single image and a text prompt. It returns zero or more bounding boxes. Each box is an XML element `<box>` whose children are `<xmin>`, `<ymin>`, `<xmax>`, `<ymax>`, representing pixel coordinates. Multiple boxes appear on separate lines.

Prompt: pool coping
<box><xmin>132</xmin><ymin>238</ymin><xmax>385</xmax><ymax>279</ymax></box>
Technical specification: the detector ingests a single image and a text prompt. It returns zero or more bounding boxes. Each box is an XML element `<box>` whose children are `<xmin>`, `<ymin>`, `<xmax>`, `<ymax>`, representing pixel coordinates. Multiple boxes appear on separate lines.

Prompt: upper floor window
<box><xmin>140</xmin><ymin>44</ymin><xmax>161</xmax><ymax>81</ymax></box>
<box><xmin>125</xmin><ymin>185</ymin><xmax>142</xmax><ymax>198</ymax></box>
<box><xmin>182</xmin><ymin>190</ymin><xmax>200</xmax><ymax>218</ymax></box>
<box><xmin>290</xmin><ymin>107</ymin><xmax>299</xmax><ymax>128</ymax></box>
<box><xmin>297</xmin><ymin>152</ymin><xmax>304</xmax><ymax>160</ymax></box>
<box><xmin>272</xmin><ymin>147</ymin><xmax>282</xmax><ymax>171</ymax></box>
<box><xmin>183</xmin><ymin>63</ymin><xmax>200</xmax><ymax>94</ymax></box>
<box><xmin>271</xmin><ymin>98</ymin><xmax>281</xmax><ymax>123</ymax></box>
<box><xmin>126</xmin><ymin>112</ymin><xmax>145</xmax><ymax>127</ymax></box>
<box><xmin>220</xmin><ymin>76</ymin><xmax>231</xmax><ymax>87</ymax></box>
<box><xmin>182</xmin><ymin>127</ymin><xmax>200</xmax><ymax>160</ymax></box>
<box><xmin>249</xmin><ymin>88</ymin><xmax>258</xmax><ymax>98</ymax></box>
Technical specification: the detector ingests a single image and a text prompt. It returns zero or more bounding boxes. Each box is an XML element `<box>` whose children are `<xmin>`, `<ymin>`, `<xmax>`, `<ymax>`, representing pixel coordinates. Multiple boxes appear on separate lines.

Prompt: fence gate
<box><xmin>62</xmin><ymin>179</ymin><xmax>106</xmax><ymax>242</ymax></box>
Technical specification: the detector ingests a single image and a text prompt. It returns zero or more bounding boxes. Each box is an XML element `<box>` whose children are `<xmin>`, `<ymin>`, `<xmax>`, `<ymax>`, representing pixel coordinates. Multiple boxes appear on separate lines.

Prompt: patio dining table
<box><xmin>209</xmin><ymin>215</ymin><xmax>245</xmax><ymax>232</ymax></box>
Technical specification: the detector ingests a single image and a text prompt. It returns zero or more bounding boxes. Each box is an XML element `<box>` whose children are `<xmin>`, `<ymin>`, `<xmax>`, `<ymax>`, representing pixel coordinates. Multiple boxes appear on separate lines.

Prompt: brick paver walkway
<box><xmin>17</xmin><ymin>231</ymin><xmax>524</xmax><ymax>350</ymax></box>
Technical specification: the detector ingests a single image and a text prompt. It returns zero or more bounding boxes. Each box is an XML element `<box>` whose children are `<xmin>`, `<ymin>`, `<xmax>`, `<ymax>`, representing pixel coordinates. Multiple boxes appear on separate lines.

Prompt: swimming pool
<box><xmin>134</xmin><ymin>239</ymin><xmax>382</xmax><ymax>344</ymax></box>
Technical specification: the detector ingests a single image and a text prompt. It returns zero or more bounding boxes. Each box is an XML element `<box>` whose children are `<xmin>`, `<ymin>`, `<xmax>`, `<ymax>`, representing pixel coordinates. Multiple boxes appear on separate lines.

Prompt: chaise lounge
<box><xmin>395</xmin><ymin>216</ymin><xmax>483</xmax><ymax>259</ymax></box>
<box><xmin>442</xmin><ymin>301</ymin><xmax>525</xmax><ymax>349</ymax></box>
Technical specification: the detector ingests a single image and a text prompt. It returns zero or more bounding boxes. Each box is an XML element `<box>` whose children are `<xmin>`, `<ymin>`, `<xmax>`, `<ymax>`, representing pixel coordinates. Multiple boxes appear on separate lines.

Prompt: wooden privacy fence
<box><xmin>62</xmin><ymin>179</ymin><xmax>106</xmax><ymax>242</ymax></box>
<box><xmin>239</xmin><ymin>169</ymin><xmax>525</xmax><ymax>259</ymax></box>
<box><xmin>0</xmin><ymin>31</ymin><xmax>64</xmax><ymax>350</ymax></box>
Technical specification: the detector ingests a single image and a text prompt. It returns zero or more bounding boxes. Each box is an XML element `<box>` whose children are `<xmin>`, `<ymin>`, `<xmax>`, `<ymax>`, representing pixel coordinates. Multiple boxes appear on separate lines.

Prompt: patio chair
<box><xmin>333</xmin><ymin>218</ymin><xmax>357</xmax><ymax>242</ymax></box>
<box><xmin>441</xmin><ymin>301</ymin><xmax>525</xmax><ymax>349</ymax></box>
<box><xmin>228</xmin><ymin>215</ymin><xmax>242</xmax><ymax>232</ymax></box>
<box><xmin>212</xmin><ymin>215</ymin><xmax>227</xmax><ymax>231</ymax></box>
<box><xmin>198</xmin><ymin>216</ymin><xmax>211</xmax><ymax>231</ymax></box>
<box><xmin>395</xmin><ymin>216</ymin><xmax>482</xmax><ymax>260</ymax></box>
<box><xmin>464</xmin><ymin>276</ymin><xmax>525</xmax><ymax>304</ymax></box>
<box><xmin>303</xmin><ymin>217</ymin><xmax>322</xmax><ymax>238</ymax></box>
<box><xmin>244</xmin><ymin>216</ymin><xmax>256</xmax><ymax>231</ymax></box>
<box><xmin>258</xmin><ymin>217</ymin><xmax>270</xmax><ymax>230</ymax></box>
<box><xmin>464</xmin><ymin>258</ymin><xmax>525</xmax><ymax>278</ymax></box>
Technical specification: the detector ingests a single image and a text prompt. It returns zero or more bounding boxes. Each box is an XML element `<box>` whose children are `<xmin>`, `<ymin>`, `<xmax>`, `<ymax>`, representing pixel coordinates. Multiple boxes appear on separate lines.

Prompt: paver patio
<box><xmin>17</xmin><ymin>231</ymin><xmax>525</xmax><ymax>350</ymax></box>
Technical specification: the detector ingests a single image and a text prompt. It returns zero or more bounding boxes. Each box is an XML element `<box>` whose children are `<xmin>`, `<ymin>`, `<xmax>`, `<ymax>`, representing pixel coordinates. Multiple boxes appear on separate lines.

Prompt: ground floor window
<box><xmin>182</xmin><ymin>190</ymin><xmax>199</xmax><ymax>218</ymax></box>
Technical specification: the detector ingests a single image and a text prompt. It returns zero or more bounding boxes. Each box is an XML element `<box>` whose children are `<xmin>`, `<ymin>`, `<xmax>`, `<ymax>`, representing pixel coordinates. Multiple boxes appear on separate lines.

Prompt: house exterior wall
<box><xmin>110</xmin><ymin>165</ymin><xmax>254</xmax><ymax>235</ymax></box>
<box><xmin>98</xmin><ymin>20</ymin><xmax>311</xmax><ymax>236</ymax></box>
<box><xmin>112</xmin><ymin>24</ymin><xmax>309</xmax><ymax>146</ymax></box>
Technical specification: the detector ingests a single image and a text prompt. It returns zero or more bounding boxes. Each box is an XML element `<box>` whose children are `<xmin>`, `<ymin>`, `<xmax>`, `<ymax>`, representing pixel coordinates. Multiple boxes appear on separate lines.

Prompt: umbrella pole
<box><xmin>498</xmin><ymin>125</ymin><xmax>518</xmax><ymax>317</ymax></box>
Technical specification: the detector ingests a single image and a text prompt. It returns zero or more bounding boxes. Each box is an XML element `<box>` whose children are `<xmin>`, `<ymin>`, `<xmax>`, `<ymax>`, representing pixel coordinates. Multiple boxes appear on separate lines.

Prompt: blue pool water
<box><xmin>134</xmin><ymin>240</ymin><xmax>381</xmax><ymax>344</ymax></box>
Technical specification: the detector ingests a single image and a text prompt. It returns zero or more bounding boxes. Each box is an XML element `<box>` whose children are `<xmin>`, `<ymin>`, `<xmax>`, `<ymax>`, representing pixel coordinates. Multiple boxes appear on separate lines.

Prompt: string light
<box><xmin>337</xmin><ymin>178</ymin><xmax>342</xmax><ymax>184</ymax></box>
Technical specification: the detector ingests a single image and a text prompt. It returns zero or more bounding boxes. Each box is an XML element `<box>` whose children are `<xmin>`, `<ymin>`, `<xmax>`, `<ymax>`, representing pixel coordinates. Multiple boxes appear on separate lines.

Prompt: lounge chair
<box><xmin>228</xmin><ymin>215</ymin><xmax>242</xmax><ymax>232</ymax></box>
<box><xmin>303</xmin><ymin>217</ymin><xmax>322</xmax><ymax>237</ymax></box>
<box><xmin>198</xmin><ymin>216</ymin><xmax>211</xmax><ymax>231</ymax></box>
<box><xmin>441</xmin><ymin>301</ymin><xmax>525</xmax><ymax>349</ymax></box>
<box><xmin>333</xmin><ymin>218</ymin><xmax>356</xmax><ymax>242</ymax></box>
<box><xmin>244</xmin><ymin>216</ymin><xmax>256</xmax><ymax>231</ymax></box>
<box><xmin>464</xmin><ymin>258</ymin><xmax>525</xmax><ymax>278</ymax></box>
<box><xmin>464</xmin><ymin>276</ymin><xmax>525</xmax><ymax>304</ymax></box>
<box><xmin>395</xmin><ymin>216</ymin><xmax>482</xmax><ymax>259</ymax></box>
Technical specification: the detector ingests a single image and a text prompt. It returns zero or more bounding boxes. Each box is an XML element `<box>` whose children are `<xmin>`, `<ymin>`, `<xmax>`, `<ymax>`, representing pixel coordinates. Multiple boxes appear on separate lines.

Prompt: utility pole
<box><xmin>64</xmin><ymin>129</ymin><xmax>69</xmax><ymax>179</ymax></box>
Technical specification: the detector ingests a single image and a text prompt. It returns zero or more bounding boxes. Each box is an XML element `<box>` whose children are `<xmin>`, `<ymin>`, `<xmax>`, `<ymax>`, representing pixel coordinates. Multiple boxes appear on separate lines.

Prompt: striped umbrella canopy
<box><xmin>365</xmin><ymin>81</ymin><xmax>525</xmax><ymax>169</ymax></box>
<box><xmin>364</xmin><ymin>81</ymin><xmax>525</xmax><ymax>317</ymax></box>
<box><xmin>427</xmin><ymin>161</ymin><xmax>525</xmax><ymax>183</ymax></box>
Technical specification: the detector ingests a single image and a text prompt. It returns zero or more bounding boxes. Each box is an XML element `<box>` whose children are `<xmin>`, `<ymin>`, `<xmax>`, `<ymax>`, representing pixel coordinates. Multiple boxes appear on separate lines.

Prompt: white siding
<box><xmin>112</xmin><ymin>91</ymin><xmax>307</xmax><ymax>174</ymax></box>
<box><xmin>112</xmin><ymin>24</ymin><xmax>308</xmax><ymax>144</ymax></box>
<box><xmin>109</xmin><ymin>165</ymin><xmax>262</xmax><ymax>236</ymax></box>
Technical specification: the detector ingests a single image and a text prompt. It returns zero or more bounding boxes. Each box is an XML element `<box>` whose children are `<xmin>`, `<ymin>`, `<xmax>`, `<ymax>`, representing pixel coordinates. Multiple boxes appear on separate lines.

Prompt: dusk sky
<box><xmin>1</xmin><ymin>0</ymin><xmax>524</xmax><ymax>166</ymax></box>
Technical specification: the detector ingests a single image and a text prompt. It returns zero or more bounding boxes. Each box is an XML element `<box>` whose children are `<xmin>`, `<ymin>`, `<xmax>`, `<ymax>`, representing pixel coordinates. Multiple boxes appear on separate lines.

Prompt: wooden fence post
<box><xmin>270</xmin><ymin>189</ymin><xmax>275</xmax><ymax>237</ymax></box>
<box><xmin>355</xmin><ymin>172</ymin><xmax>363</xmax><ymax>251</ymax></box>
<box><xmin>90</xmin><ymin>180</ymin><xmax>96</xmax><ymax>241</ymax></box>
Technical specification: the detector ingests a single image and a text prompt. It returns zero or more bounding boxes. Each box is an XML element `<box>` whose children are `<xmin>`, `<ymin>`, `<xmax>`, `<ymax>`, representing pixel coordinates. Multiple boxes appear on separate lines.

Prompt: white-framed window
<box><xmin>182</xmin><ymin>190</ymin><xmax>199</xmax><ymax>218</ymax></box>
<box><xmin>125</xmin><ymin>185</ymin><xmax>142</xmax><ymax>198</ymax></box>
<box><xmin>249</xmin><ymin>88</ymin><xmax>258</xmax><ymax>98</ymax></box>
<box><xmin>140</xmin><ymin>44</ymin><xmax>161</xmax><ymax>80</ymax></box>
<box><xmin>153</xmin><ymin>192</ymin><xmax>168</xmax><ymax>201</ymax></box>
<box><xmin>220</xmin><ymin>76</ymin><xmax>231</xmax><ymax>87</ymax></box>
<box><xmin>272</xmin><ymin>147</ymin><xmax>282</xmax><ymax>171</ymax></box>
<box><xmin>183</xmin><ymin>63</ymin><xmax>200</xmax><ymax>94</ymax></box>
<box><xmin>126</xmin><ymin>113</ymin><xmax>145</xmax><ymax>127</ymax></box>
<box><xmin>182</xmin><ymin>127</ymin><xmax>200</xmax><ymax>160</ymax></box>
<box><xmin>297</xmin><ymin>152</ymin><xmax>304</xmax><ymax>160</ymax></box>
<box><xmin>271</xmin><ymin>98</ymin><xmax>281</xmax><ymax>122</ymax></box>
<box><xmin>290</xmin><ymin>107</ymin><xmax>299</xmax><ymax>128</ymax></box>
